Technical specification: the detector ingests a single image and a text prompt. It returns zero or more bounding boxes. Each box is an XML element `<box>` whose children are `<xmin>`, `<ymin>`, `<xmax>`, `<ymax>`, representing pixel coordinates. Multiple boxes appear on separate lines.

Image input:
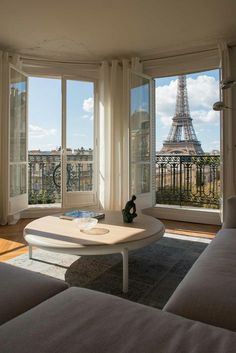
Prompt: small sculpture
<box><xmin>122</xmin><ymin>195</ymin><xmax>137</xmax><ymax>223</ymax></box>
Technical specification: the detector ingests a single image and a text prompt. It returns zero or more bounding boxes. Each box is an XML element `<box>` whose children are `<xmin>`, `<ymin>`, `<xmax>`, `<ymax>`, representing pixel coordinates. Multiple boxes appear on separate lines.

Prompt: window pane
<box><xmin>10</xmin><ymin>164</ymin><xmax>27</xmax><ymax>197</ymax></box>
<box><xmin>66</xmin><ymin>80</ymin><xmax>94</xmax><ymax>192</ymax></box>
<box><xmin>28</xmin><ymin>77</ymin><xmax>61</xmax><ymax>205</ymax></box>
<box><xmin>10</xmin><ymin>69</ymin><xmax>27</xmax><ymax>163</ymax></box>
<box><xmin>130</xmin><ymin>74</ymin><xmax>150</xmax><ymax>194</ymax></box>
<box><xmin>130</xmin><ymin>77</ymin><xmax>150</xmax><ymax>162</ymax></box>
<box><xmin>131</xmin><ymin>163</ymin><xmax>150</xmax><ymax>195</ymax></box>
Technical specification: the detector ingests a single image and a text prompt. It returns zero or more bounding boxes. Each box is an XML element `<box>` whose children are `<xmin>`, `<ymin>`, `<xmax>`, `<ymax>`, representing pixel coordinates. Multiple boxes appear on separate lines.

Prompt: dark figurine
<box><xmin>122</xmin><ymin>195</ymin><xmax>137</xmax><ymax>223</ymax></box>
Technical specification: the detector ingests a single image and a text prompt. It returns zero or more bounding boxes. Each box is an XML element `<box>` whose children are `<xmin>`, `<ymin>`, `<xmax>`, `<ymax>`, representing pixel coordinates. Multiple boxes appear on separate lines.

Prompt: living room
<box><xmin>1</xmin><ymin>0</ymin><xmax>236</xmax><ymax>352</ymax></box>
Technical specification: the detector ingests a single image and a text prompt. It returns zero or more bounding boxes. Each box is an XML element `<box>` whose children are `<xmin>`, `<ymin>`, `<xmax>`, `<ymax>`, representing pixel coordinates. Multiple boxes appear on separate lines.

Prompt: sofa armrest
<box><xmin>222</xmin><ymin>195</ymin><xmax>236</xmax><ymax>229</ymax></box>
<box><xmin>0</xmin><ymin>262</ymin><xmax>68</xmax><ymax>325</ymax></box>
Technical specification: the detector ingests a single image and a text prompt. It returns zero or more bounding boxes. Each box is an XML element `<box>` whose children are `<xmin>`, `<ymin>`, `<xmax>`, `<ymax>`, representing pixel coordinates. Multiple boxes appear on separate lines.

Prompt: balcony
<box><xmin>28</xmin><ymin>153</ymin><xmax>93</xmax><ymax>205</ymax></box>
<box><xmin>156</xmin><ymin>154</ymin><xmax>220</xmax><ymax>209</ymax></box>
<box><xmin>28</xmin><ymin>153</ymin><xmax>220</xmax><ymax>209</ymax></box>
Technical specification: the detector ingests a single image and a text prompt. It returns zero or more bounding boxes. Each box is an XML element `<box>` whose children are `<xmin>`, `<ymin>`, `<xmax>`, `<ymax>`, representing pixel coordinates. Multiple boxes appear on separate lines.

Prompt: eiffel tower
<box><xmin>160</xmin><ymin>75</ymin><xmax>203</xmax><ymax>154</ymax></box>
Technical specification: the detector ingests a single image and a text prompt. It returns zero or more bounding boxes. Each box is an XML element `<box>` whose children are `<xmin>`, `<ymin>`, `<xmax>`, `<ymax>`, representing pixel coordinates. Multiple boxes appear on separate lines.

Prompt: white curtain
<box><xmin>98</xmin><ymin>58</ymin><xmax>142</xmax><ymax>210</ymax></box>
<box><xmin>218</xmin><ymin>41</ymin><xmax>236</xmax><ymax>220</ymax></box>
<box><xmin>0</xmin><ymin>51</ymin><xmax>10</xmax><ymax>225</ymax></box>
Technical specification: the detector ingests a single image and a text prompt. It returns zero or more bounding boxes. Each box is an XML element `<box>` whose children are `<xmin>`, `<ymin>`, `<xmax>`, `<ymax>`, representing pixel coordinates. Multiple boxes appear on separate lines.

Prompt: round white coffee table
<box><xmin>24</xmin><ymin>211</ymin><xmax>165</xmax><ymax>292</ymax></box>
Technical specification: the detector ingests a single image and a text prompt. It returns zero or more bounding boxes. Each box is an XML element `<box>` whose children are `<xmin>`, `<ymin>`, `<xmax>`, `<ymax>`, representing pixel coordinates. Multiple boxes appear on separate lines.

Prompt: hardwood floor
<box><xmin>163</xmin><ymin>219</ymin><xmax>220</xmax><ymax>239</ymax></box>
<box><xmin>0</xmin><ymin>218</ymin><xmax>220</xmax><ymax>262</ymax></box>
<box><xmin>0</xmin><ymin>219</ymin><xmax>32</xmax><ymax>262</ymax></box>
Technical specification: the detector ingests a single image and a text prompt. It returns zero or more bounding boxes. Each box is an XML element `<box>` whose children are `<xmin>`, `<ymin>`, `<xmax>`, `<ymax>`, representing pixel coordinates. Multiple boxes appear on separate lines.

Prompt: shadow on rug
<box><xmin>64</xmin><ymin>235</ymin><xmax>209</xmax><ymax>309</ymax></box>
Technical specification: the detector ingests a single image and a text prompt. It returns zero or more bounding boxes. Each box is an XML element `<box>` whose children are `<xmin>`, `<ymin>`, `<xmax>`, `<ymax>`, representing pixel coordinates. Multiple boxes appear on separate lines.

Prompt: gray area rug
<box><xmin>6</xmin><ymin>233</ymin><xmax>210</xmax><ymax>309</ymax></box>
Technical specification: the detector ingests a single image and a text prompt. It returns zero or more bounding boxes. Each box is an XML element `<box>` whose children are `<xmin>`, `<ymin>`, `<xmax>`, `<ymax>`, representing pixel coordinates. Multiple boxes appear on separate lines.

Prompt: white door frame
<box><xmin>61</xmin><ymin>75</ymin><xmax>98</xmax><ymax>209</ymax></box>
<box><xmin>129</xmin><ymin>70</ymin><xmax>155</xmax><ymax>210</ymax></box>
<box><xmin>8</xmin><ymin>64</ymin><xmax>28</xmax><ymax>216</ymax></box>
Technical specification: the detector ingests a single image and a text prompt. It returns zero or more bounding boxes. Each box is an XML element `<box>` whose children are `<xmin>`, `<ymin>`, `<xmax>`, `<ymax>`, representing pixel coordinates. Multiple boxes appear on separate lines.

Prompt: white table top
<box><xmin>24</xmin><ymin>211</ymin><xmax>165</xmax><ymax>249</ymax></box>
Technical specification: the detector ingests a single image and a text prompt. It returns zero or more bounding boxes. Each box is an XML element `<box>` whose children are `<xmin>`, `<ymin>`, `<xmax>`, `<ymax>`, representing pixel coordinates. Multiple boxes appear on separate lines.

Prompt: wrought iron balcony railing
<box><xmin>156</xmin><ymin>154</ymin><xmax>220</xmax><ymax>209</ymax></box>
<box><xmin>28</xmin><ymin>153</ymin><xmax>220</xmax><ymax>209</ymax></box>
<box><xmin>28</xmin><ymin>154</ymin><xmax>93</xmax><ymax>205</ymax></box>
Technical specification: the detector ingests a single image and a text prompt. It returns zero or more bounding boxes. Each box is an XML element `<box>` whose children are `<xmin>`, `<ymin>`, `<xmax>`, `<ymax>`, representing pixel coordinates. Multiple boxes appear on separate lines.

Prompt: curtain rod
<box><xmin>20</xmin><ymin>55</ymin><xmax>101</xmax><ymax>66</ymax></box>
<box><xmin>21</xmin><ymin>56</ymin><xmax>133</xmax><ymax>66</ymax></box>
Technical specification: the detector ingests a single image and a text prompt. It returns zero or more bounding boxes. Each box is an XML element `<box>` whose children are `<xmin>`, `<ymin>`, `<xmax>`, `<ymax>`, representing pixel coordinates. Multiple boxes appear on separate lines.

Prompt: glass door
<box><xmin>62</xmin><ymin>77</ymin><xmax>96</xmax><ymax>208</ymax></box>
<box><xmin>9</xmin><ymin>66</ymin><xmax>28</xmax><ymax>215</ymax></box>
<box><xmin>129</xmin><ymin>71</ymin><xmax>155</xmax><ymax>209</ymax></box>
<box><xmin>28</xmin><ymin>77</ymin><xmax>62</xmax><ymax>206</ymax></box>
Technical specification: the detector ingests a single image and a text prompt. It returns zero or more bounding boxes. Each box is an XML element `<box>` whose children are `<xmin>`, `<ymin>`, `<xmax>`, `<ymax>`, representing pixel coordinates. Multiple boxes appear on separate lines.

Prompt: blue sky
<box><xmin>28</xmin><ymin>69</ymin><xmax>220</xmax><ymax>153</ymax></box>
<box><xmin>28</xmin><ymin>78</ymin><xmax>94</xmax><ymax>151</ymax></box>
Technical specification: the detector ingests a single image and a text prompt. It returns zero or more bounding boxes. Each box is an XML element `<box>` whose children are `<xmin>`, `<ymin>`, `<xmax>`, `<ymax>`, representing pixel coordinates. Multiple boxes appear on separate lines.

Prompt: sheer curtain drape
<box><xmin>0</xmin><ymin>51</ymin><xmax>9</xmax><ymax>225</ymax></box>
<box><xmin>218</xmin><ymin>42</ymin><xmax>236</xmax><ymax>220</ymax></box>
<box><xmin>98</xmin><ymin>58</ymin><xmax>142</xmax><ymax>210</ymax></box>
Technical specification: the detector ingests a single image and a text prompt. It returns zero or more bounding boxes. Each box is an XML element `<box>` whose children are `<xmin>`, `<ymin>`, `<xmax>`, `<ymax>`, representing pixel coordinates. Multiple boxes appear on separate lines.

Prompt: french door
<box><xmin>9</xmin><ymin>66</ymin><xmax>28</xmax><ymax>215</ymax></box>
<box><xmin>9</xmin><ymin>73</ymin><xmax>96</xmax><ymax>214</ymax></box>
<box><xmin>61</xmin><ymin>77</ymin><xmax>96</xmax><ymax>208</ymax></box>
<box><xmin>129</xmin><ymin>71</ymin><xmax>155</xmax><ymax>209</ymax></box>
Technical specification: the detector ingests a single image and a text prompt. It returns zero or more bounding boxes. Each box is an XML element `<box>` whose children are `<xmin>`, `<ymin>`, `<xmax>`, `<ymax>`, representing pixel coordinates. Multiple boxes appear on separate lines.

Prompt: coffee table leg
<box><xmin>29</xmin><ymin>245</ymin><xmax>32</xmax><ymax>259</ymax></box>
<box><xmin>122</xmin><ymin>248</ymin><xmax>128</xmax><ymax>293</ymax></box>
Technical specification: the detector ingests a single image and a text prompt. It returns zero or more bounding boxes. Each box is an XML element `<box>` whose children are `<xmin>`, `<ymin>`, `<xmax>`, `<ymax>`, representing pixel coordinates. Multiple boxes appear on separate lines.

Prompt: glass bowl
<box><xmin>73</xmin><ymin>217</ymin><xmax>98</xmax><ymax>231</ymax></box>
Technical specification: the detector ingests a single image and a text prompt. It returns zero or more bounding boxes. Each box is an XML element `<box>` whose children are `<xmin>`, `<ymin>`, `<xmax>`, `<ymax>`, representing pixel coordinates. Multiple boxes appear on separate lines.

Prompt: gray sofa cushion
<box><xmin>0</xmin><ymin>262</ymin><xmax>68</xmax><ymax>325</ymax></box>
<box><xmin>0</xmin><ymin>287</ymin><xmax>236</xmax><ymax>353</ymax></box>
<box><xmin>164</xmin><ymin>229</ymin><xmax>236</xmax><ymax>331</ymax></box>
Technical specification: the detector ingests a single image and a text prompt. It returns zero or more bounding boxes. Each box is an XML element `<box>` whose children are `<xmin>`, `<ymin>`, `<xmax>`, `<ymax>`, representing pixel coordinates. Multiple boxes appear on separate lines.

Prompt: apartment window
<box><xmin>27</xmin><ymin>76</ymin><xmax>96</xmax><ymax>208</ymax></box>
<box><xmin>155</xmin><ymin>69</ymin><xmax>220</xmax><ymax>209</ymax></box>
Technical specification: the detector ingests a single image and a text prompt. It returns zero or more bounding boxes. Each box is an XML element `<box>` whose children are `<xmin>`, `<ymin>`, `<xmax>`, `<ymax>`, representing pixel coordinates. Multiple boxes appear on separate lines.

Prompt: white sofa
<box><xmin>1</xmin><ymin>196</ymin><xmax>236</xmax><ymax>352</ymax></box>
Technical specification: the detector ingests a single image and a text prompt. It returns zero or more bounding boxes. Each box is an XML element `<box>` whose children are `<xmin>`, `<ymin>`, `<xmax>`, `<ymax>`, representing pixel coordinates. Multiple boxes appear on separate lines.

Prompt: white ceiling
<box><xmin>0</xmin><ymin>0</ymin><xmax>236</xmax><ymax>61</ymax></box>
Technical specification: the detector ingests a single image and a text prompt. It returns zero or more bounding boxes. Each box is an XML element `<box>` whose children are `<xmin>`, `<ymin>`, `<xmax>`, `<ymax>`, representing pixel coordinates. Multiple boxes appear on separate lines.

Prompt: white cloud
<box><xmin>28</xmin><ymin>142</ymin><xmax>57</xmax><ymax>151</ymax></box>
<box><xmin>187</xmin><ymin>75</ymin><xmax>219</xmax><ymax>110</ymax></box>
<box><xmin>156</xmin><ymin>79</ymin><xmax>177</xmax><ymax>127</ymax></box>
<box><xmin>83</xmin><ymin>97</ymin><xmax>94</xmax><ymax>113</ymax></box>
<box><xmin>156</xmin><ymin>79</ymin><xmax>177</xmax><ymax>113</ymax></box>
<box><xmin>155</xmin><ymin>75</ymin><xmax>220</xmax><ymax>126</ymax></box>
<box><xmin>29</xmin><ymin>124</ymin><xmax>56</xmax><ymax>138</ymax></box>
<box><xmin>82</xmin><ymin>113</ymin><xmax>93</xmax><ymax>121</ymax></box>
<box><xmin>159</xmin><ymin>115</ymin><xmax>173</xmax><ymax>127</ymax></box>
<box><xmin>191</xmin><ymin>109</ymin><xmax>219</xmax><ymax>123</ymax></box>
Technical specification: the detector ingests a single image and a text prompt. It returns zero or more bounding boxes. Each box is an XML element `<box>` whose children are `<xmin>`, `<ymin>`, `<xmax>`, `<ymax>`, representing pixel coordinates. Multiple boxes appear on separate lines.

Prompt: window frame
<box><xmin>22</xmin><ymin>65</ymin><xmax>99</xmax><ymax>211</ymax></box>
